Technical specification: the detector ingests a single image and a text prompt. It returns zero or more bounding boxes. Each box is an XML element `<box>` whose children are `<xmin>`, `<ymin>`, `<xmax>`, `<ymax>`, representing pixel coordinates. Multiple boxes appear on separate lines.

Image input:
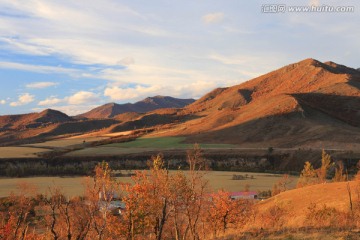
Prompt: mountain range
<box><xmin>1</xmin><ymin>58</ymin><xmax>359</xmax><ymax>148</ymax></box>
<box><xmin>78</xmin><ymin>96</ymin><xmax>195</xmax><ymax>119</ymax></box>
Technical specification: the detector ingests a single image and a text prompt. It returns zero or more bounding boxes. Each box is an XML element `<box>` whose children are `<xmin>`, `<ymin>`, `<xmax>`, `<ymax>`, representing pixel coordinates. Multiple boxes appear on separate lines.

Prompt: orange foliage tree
<box><xmin>0</xmin><ymin>183</ymin><xmax>38</xmax><ymax>240</ymax></box>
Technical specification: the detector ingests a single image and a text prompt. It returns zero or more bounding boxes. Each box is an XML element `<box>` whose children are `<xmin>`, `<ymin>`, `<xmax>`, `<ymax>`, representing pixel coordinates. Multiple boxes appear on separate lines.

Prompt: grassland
<box><xmin>0</xmin><ymin>171</ymin><xmax>297</xmax><ymax>197</ymax></box>
<box><xmin>0</xmin><ymin>147</ymin><xmax>49</xmax><ymax>158</ymax></box>
<box><xmin>66</xmin><ymin>136</ymin><xmax>238</xmax><ymax>156</ymax></box>
<box><xmin>108</xmin><ymin>136</ymin><xmax>238</xmax><ymax>149</ymax></box>
<box><xmin>24</xmin><ymin>136</ymin><xmax>108</xmax><ymax>148</ymax></box>
<box><xmin>256</xmin><ymin>180</ymin><xmax>360</xmax><ymax>228</ymax></box>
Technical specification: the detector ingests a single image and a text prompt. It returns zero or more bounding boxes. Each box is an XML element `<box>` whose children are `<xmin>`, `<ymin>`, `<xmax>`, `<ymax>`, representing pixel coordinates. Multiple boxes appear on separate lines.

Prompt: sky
<box><xmin>0</xmin><ymin>0</ymin><xmax>359</xmax><ymax>115</ymax></box>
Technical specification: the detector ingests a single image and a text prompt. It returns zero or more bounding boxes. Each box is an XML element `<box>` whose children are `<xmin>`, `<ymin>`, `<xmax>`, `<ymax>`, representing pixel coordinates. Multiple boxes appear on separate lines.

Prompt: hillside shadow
<box><xmin>348</xmin><ymin>75</ymin><xmax>360</xmax><ymax>90</ymax></box>
<box><xmin>111</xmin><ymin>113</ymin><xmax>202</xmax><ymax>132</ymax></box>
<box><xmin>238</xmin><ymin>89</ymin><xmax>253</xmax><ymax>103</ymax></box>
<box><xmin>292</xmin><ymin>93</ymin><xmax>360</xmax><ymax>127</ymax></box>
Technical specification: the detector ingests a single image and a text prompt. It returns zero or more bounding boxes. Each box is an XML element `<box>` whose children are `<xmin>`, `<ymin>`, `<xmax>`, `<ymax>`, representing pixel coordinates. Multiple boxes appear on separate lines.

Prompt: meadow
<box><xmin>0</xmin><ymin>136</ymin><xmax>108</xmax><ymax>158</ymax></box>
<box><xmin>66</xmin><ymin>136</ymin><xmax>239</xmax><ymax>156</ymax></box>
<box><xmin>24</xmin><ymin>136</ymin><xmax>108</xmax><ymax>148</ymax></box>
<box><xmin>0</xmin><ymin>147</ymin><xmax>49</xmax><ymax>158</ymax></box>
<box><xmin>0</xmin><ymin>170</ymin><xmax>297</xmax><ymax>197</ymax></box>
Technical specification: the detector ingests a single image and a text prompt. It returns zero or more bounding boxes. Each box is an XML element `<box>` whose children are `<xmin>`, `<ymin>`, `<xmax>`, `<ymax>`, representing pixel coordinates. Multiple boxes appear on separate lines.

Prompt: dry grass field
<box><xmin>0</xmin><ymin>147</ymin><xmax>49</xmax><ymax>158</ymax></box>
<box><xmin>0</xmin><ymin>171</ymin><xmax>296</xmax><ymax>197</ymax></box>
<box><xmin>66</xmin><ymin>136</ymin><xmax>238</xmax><ymax>156</ymax></box>
<box><xmin>106</xmin><ymin>136</ymin><xmax>238</xmax><ymax>149</ymax></box>
<box><xmin>256</xmin><ymin>180</ymin><xmax>360</xmax><ymax>228</ymax></box>
<box><xmin>205</xmin><ymin>171</ymin><xmax>297</xmax><ymax>192</ymax></box>
<box><xmin>65</xmin><ymin>146</ymin><xmax>153</xmax><ymax>156</ymax></box>
<box><xmin>103</xmin><ymin>131</ymin><xmax>133</xmax><ymax>137</ymax></box>
<box><xmin>23</xmin><ymin>136</ymin><xmax>108</xmax><ymax>148</ymax></box>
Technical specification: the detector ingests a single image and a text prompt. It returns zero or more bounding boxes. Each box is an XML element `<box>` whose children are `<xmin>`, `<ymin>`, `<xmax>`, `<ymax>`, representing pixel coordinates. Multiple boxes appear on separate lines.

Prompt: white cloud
<box><xmin>10</xmin><ymin>93</ymin><xmax>35</xmax><ymax>106</ymax></box>
<box><xmin>104</xmin><ymin>85</ymin><xmax>163</xmax><ymax>101</ymax></box>
<box><xmin>38</xmin><ymin>96</ymin><xmax>63</xmax><ymax>106</ymax></box>
<box><xmin>207</xmin><ymin>54</ymin><xmax>265</xmax><ymax>78</ymax></box>
<box><xmin>38</xmin><ymin>91</ymin><xmax>99</xmax><ymax>106</ymax></box>
<box><xmin>0</xmin><ymin>100</ymin><xmax>6</xmax><ymax>105</ymax></box>
<box><xmin>0</xmin><ymin>61</ymin><xmax>81</xmax><ymax>76</ymax></box>
<box><xmin>0</xmin><ymin>1</ymin><xmax>169</xmax><ymax>66</ymax></box>
<box><xmin>117</xmin><ymin>57</ymin><xmax>135</xmax><ymax>66</ymax></box>
<box><xmin>26</xmin><ymin>81</ymin><xmax>58</xmax><ymax>89</ymax></box>
<box><xmin>67</xmin><ymin>91</ymin><xmax>100</xmax><ymax>104</ymax></box>
<box><xmin>202</xmin><ymin>12</ymin><xmax>224</xmax><ymax>24</ymax></box>
<box><xmin>104</xmin><ymin>81</ymin><xmax>217</xmax><ymax>102</ymax></box>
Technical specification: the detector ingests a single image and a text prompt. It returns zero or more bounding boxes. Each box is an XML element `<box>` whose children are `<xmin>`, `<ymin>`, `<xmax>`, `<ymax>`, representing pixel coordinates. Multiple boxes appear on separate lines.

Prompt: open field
<box><xmin>107</xmin><ymin>136</ymin><xmax>238</xmax><ymax>149</ymax></box>
<box><xmin>0</xmin><ymin>147</ymin><xmax>49</xmax><ymax>158</ymax></box>
<box><xmin>23</xmin><ymin>136</ymin><xmax>108</xmax><ymax>148</ymax></box>
<box><xmin>103</xmin><ymin>131</ymin><xmax>133</xmax><ymax>137</ymax></box>
<box><xmin>65</xmin><ymin>146</ymin><xmax>157</xmax><ymax>156</ymax></box>
<box><xmin>0</xmin><ymin>171</ymin><xmax>297</xmax><ymax>197</ymax></box>
<box><xmin>204</xmin><ymin>171</ymin><xmax>297</xmax><ymax>192</ymax></box>
<box><xmin>66</xmin><ymin>136</ymin><xmax>239</xmax><ymax>156</ymax></box>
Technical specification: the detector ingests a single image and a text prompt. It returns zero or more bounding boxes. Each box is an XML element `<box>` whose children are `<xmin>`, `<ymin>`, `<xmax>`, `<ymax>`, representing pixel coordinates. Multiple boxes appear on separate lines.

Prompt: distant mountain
<box><xmin>0</xmin><ymin>109</ymin><xmax>73</xmax><ymax>130</ymax></box>
<box><xmin>78</xmin><ymin>96</ymin><xmax>195</xmax><ymax>119</ymax></box>
<box><xmin>0</xmin><ymin>108</ymin><xmax>119</xmax><ymax>146</ymax></box>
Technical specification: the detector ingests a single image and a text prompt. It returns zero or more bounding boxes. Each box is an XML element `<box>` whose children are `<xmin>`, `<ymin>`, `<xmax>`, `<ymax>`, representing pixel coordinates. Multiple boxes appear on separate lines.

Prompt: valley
<box><xmin>0</xmin><ymin>59</ymin><xmax>359</xmax><ymax>239</ymax></box>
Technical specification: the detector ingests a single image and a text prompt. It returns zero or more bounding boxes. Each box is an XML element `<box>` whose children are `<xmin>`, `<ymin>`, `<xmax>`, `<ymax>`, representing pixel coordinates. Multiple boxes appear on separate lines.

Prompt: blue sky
<box><xmin>0</xmin><ymin>0</ymin><xmax>359</xmax><ymax>115</ymax></box>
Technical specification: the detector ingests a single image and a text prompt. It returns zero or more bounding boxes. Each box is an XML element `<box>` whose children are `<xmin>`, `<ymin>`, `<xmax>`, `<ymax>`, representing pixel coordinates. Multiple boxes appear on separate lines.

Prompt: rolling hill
<box><xmin>78</xmin><ymin>95</ymin><xmax>195</xmax><ymax>119</ymax></box>
<box><xmin>0</xmin><ymin>109</ymin><xmax>73</xmax><ymax>131</ymax></box>
<box><xmin>148</xmin><ymin>58</ymin><xmax>360</xmax><ymax>148</ymax></box>
<box><xmin>255</xmin><ymin>180</ymin><xmax>360</xmax><ymax>228</ymax></box>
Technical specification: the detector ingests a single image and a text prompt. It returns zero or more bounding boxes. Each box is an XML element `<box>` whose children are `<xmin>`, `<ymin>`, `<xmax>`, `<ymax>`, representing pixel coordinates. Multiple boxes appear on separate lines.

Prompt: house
<box><xmin>229</xmin><ymin>191</ymin><xmax>257</xmax><ymax>200</ymax></box>
<box><xmin>99</xmin><ymin>200</ymin><xmax>126</xmax><ymax>215</ymax></box>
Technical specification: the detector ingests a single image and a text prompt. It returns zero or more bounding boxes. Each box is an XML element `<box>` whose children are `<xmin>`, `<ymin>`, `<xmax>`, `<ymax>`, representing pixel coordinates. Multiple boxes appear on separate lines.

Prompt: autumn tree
<box><xmin>297</xmin><ymin>161</ymin><xmax>317</xmax><ymax>188</ymax></box>
<box><xmin>332</xmin><ymin>161</ymin><xmax>347</xmax><ymax>182</ymax></box>
<box><xmin>124</xmin><ymin>144</ymin><xmax>210</xmax><ymax>240</ymax></box>
<box><xmin>183</xmin><ymin>144</ymin><xmax>209</xmax><ymax>240</ymax></box>
<box><xmin>317</xmin><ymin>150</ymin><xmax>332</xmax><ymax>183</ymax></box>
<box><xmin>0</xmin><ymin>183</ymin><xmax>37</xmax><ymax>240</ymax></box>
<box><xmin>272</xmin><ymin>174</ymin><xmax>293</xmax><ymax>196</ymax></box>
<box><xmin>168</xmin><ymin>170</ymin><xmax>190</xmax><ymax>240</ymax></box>
<box><xmin>84</xmin><ymin>161</ymin><xmax>121</xmax><ymax>240</ymax></box>
<box><xmin>204</xmin><ymin>190</ymin><xmax>246</xmax><ymax>238</ymax></box>
<box><xmin>45</xmin><ymin>162</ymin><xmax>121</xmax><ymax>240</ymax></box>
<box><xmin>122</xmin><ymin>154</ymin><xmax>172</xmax><ymax>240</ymax></box>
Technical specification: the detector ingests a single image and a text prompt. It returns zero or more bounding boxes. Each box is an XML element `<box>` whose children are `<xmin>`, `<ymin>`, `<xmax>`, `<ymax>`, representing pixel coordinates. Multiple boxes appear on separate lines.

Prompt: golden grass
<box><xmin>0</xmin><ymin>147</ymin><xmax>49</xmax><ymax>158</ymax></box>
<box><xmin>103</xmin><ymin>131</ymin><xmax>133</xmax><ymax>137</ymax></box>
<box><xmin>23</xmin><ymin>137</ymin><xmax>107</xmax><ymax>148</ymax></box>
<box><xmin>0</xmin><ymin>171</ymin><xmax>296</xmax><ymax>197</ymax></box>
<box><xmin>256</xmin><ymin>181</ymin><xmax>360</xmax><ymax>228</ymax></box>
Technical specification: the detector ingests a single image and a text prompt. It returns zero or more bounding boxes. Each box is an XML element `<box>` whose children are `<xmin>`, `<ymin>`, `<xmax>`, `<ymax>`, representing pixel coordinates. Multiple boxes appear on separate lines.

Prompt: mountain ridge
<box><xmin>78</xmin><ymin>95</ymin><xmax>195</xmax><ymax>119</ymax></box>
